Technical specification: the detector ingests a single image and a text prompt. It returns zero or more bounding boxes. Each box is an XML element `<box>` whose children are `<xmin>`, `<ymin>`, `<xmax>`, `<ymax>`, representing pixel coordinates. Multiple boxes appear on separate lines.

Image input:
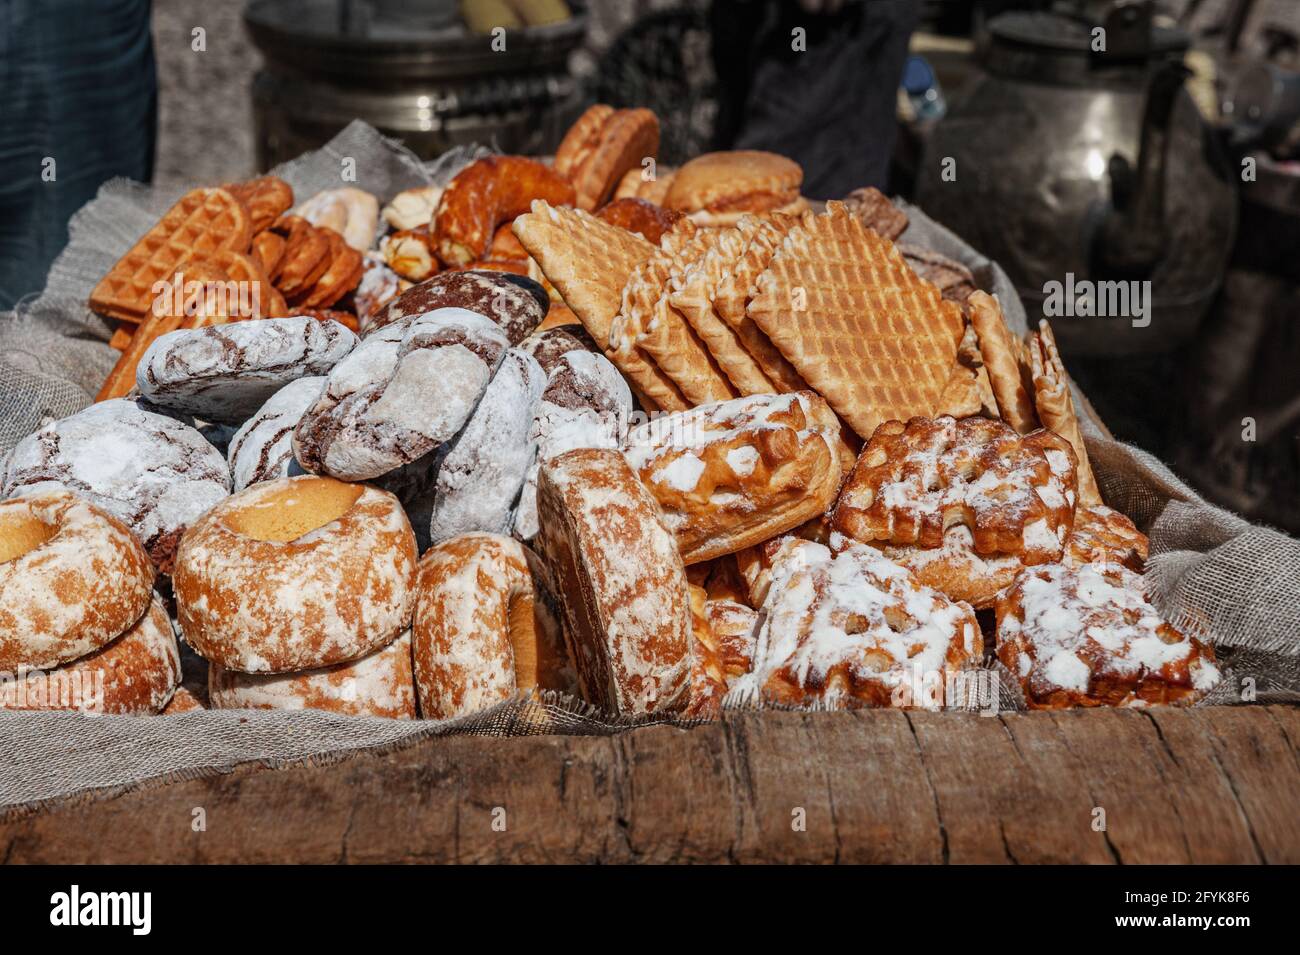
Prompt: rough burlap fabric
<box><xmin>0</xmin><ymin>123</ymin><xmax>1296</xmax><ymax>816</ymax></box>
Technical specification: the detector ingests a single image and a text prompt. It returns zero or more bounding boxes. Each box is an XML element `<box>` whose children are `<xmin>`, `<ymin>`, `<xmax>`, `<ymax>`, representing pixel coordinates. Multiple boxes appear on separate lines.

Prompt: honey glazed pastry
<box><xmin>209</xmin><ymin>629</ymin><xmax>416</xmax><ymax>719</ymax></box>
<box><xmin>535</xmin><ymin>448</ymin><xmax>691</xmax><ymax>715</ymax></box>
<box><xmin>623</xmin><ymin>391</ymin><xmax>843</xmax><ymax>564</ymax></box>
<box><xmin>729</xmin><ymin>537</ymin><xmax>982</xmax><ymax>709</ymax></box>
<box><xmin>996</xmin><ymin>562</ymin><xmax>1221</xmax><ymax>709</ymax></box>
<box><xmin>831</xmin><ymin>415</ymin><xmax>1078</xmax><ymax>608</ymax></box>
<box><xmin>1065</xmin><ymin>505</ymin><xmax>1149</xmax><ymax>571</ymax></box>
<box><xmin>0</xmin><ymin>490</ymin><xmax>155</xmax><ymax>672</ymax></box>
<box><xmin>411</xmin><ymin>533</ymin><xmax>574</xmax><ymax>720</ymax></box>
<box><xmin>174</xmin><ymin>475</ymin><xmax>417</xmax><ymax>673</ymax></box>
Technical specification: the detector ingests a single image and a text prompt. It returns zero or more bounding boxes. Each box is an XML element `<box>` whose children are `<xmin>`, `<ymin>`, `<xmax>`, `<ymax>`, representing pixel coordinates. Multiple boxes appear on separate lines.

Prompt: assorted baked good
<box><xmin>6</xmin><ymin>106</ymin><xmax>1219</xmax><ymax>723</ymax></box>
<box><xmin>173</xmin><ymin>475</ymin><xmax>417</xmax><ymax>673</ymax></box>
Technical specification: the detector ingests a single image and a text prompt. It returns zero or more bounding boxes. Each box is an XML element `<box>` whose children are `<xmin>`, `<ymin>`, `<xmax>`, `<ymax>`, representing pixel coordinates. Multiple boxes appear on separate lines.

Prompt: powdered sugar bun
<box><xmin>136</xmin><ymin>317</ymin><xmax>357</xmax><ymax>424</ymax></box>
<box><xmin>3</xmin><ymin>398</ymin><xmax>231</xmax><ymax>574</ymax></box>
<box><xmin>412</xmin><ymin>533</ymin><xmax>573</xmax><ymax>720</ymax></box>
<box><xmin>209</xmin><ymin>629</ymin><xmax>416</xmax><ymax>719</ymax></box>
<box><xmin>174</xmin><ymin>474</ymin><xmax>417</xmax><ymax>673</ymax></box>
<box><xmin>428</xmin><ymin>349</ymin><xmax>546</xmax><ymax>544</ymax></box>
<box><xmin>226</xmin><ymin>376</ymin><xmax>325</xmax><ymax>491</ymax></box>
<box><xmin>0</xmin><ymin>489</ymin><xmax>155</xmax><ymax>671</ymax></box>
<box><xmin>0</xmin><ymin>594</ymin><xmax>180</xmax><ymax>715</ymax></box>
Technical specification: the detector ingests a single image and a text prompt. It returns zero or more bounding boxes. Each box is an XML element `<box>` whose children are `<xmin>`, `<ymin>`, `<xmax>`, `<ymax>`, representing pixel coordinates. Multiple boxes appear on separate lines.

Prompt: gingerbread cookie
<box><xmin>226</xmin><ymin>376</ymin><xmax>324</xmax><ymax>491</ymax></box>
<box><xmin>364</xmin><ymin>270</ymin><xmax>548</xmax><ymax>342</ymax></box>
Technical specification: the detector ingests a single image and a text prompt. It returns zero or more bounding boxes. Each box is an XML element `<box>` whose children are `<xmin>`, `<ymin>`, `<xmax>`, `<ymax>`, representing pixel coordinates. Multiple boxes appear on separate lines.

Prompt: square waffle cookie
<box><xmin>747</xmin><ymin>202</ymin><xmax>965</xmax><ymax>438</ymax></box>
<box><xmin>89</xmin><ymin>187</ymin><xmax>253</xmax><ymax>324</ymax></box>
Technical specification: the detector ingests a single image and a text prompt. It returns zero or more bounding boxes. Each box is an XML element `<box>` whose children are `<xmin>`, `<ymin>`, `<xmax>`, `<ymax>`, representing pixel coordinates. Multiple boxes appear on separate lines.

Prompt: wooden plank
<box><xmin>0</xmin><ymin>707</ymin><xmax>1294</xmax><ymax>864</ymax></box>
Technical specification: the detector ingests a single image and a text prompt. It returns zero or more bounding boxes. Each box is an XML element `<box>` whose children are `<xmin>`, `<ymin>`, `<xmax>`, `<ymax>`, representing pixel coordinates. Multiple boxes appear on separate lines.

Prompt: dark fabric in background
<box><xmin>710</xmin><ymin>0</ymin><xmax>918</xmax><ymax>197</ymax></box>
<box><xmin>0</xmin><ymin>0</ymin><xmax>156</xmax><ymax>310</ymax></box>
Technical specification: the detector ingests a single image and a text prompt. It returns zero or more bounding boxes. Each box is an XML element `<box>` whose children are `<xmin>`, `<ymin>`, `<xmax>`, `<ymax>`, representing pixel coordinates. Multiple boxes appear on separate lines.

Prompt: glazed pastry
<box><xmin>434</xmin><ymin>156</ymin><xmax>575</xmax><ymax>266</ymax></box>
<box><xmin>174</xmin><ymin>475</ymin><xmax>417</xmax><ymax>673</ymax></box>
<box><xmin>996</xmin><ymin>562</ymin><xmax>1221</xmax><ymax>709</ymax></box>
<box><xmin>623</xmin><ymin>391</ymin><xmax>843</xmax><ymax>564</ymax></box>
<box><xmin>1064</xmin><ymin>505</ymin><xmax>1149</xmax><ymax>571</ymax></box>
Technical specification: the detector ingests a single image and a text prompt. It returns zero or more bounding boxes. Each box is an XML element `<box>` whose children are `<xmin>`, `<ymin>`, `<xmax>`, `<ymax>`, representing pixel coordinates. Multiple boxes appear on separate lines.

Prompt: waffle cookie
<box><xmin>512</xmin><ymin>201</ymin><xmax>688</xmax><ymax>411</ymax></box>
<box><xmin>89</xmin><ymin>187</ymin><xmax>253</xmax><ymax>324</ymax></box>
<box><xmin>711</xmin><ymin>214</ymin><xmax>809</xmax><ymax>392</ymax></box>
<box><xmin>611</xmin><ymin>220</ymin><xmax>737</xmax><ymax>405</ymax></box>
<box><xmin>224</xmin><ymin>176</ymin><xmax>294</xmax><ymax>234</ymax></box>
<box><xmin>747</xmin><ymin>202</ymin><xmax>965</xmax><ymax>438</ymax></box>
<box><xmin>996</xmin><ymin>562</ymin><xmax>1221</xmax><ymax>709</ymax></box>
<box><xmin>728</xmin><ymin>537</ymin><xmax>981</xmax><ymax>709</ymax></box>
<box><xmin>624</xmin><ymin>391</ymin><xmax>843</xmax><ymax>564</ymax></box>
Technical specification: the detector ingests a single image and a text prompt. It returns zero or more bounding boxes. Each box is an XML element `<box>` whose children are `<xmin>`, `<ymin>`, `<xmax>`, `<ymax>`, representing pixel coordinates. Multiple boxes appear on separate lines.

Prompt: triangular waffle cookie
<box><xmin>747</xmin><ymin>202</ymin><xmax>965</xmax><ymax>438</ymax></box>
<box><xmin>513</xmin><ymin>201</ymin><xmax>687</xmax><ymax>411</ymax></box>
<box><xmin>89</xmin><ymin>188</ymin><xmax>253</xmax><ymax>324</ymax></box>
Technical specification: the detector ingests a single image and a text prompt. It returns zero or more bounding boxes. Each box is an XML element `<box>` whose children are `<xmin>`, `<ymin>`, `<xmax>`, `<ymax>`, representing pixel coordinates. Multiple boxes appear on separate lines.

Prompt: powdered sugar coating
<box><xmin>0</xmin><ymin>595</ymin><xmax>181</xmax><ymax>715</ymax></box>
<box><xmin>727</xmin><ymin>537</ymin><xmax>981</xmax><ymax>709</ymax></box>
<box><xmin>3</xmin><ymin>398</ymin><xmax>231</xmax><ymax>573</ymax></box>
<box><xmin>354</xmin><ymin>254</ymin><xmax>405</xmax><ymax>327</ymax></box>
<box><xmin>513</xmin><ymin>348</ymin><xmax>633</xmax><ymax>540</ymax></box>
<box><xmin>293</xmin><ymin>308</ymin><xmax>509</xmax><ymax>481</ymax></box>
<box><xmin>209</xmin><ymin>629</ymin><xmax>416</xmax><ymax>719</ymax></box>
<box><xmin>136</xmin><ymin>317</ymin><xmax>356</xmax><ymax>424</ymax></box>
<box><xmin>174</xmin><ymin>476</ymin><xmax>417</xmax><ymax>673</ymax></box>
<box><xmin>0</xmin><ymin>490</ymin><xmax>155</xmax><ymax>671</ymax></box>
<box><xmin>536</xmin><ymin>448</ymin><xmax>690</xmax><ymax>715</ymax></box>
<box><xmin>365</xmin><ymin>270</ymin><xmax>547</xmax><ymax>342</ymax></box>
<box><xmin>429</xmin><ymin>349</ymin><xmax>546</xmax><ymax>544</ymax></box>
<box><xmin>996</xmin><ymin>562</ymin><xmax>1221</xmax><ymax>708</ymax></box>
<box><xmin>226</xmin><ymin>376</ymin><xmax>325</xmax><ymax>491</ymax></box>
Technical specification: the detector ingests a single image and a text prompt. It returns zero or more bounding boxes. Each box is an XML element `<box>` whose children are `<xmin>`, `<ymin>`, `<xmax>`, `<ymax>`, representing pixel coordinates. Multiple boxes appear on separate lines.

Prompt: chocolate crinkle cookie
<box><xmin>226</xmin><ymin>376</ymin><xmax>325</xmax><ymax>491</ymax></box>
<box><xmin>519</xmin><ymin>325</ymin><xmax>600</xmax><ymax>376</ymax></box>
<box><xmin>513</xmin><ymin>348</ymin><xmax>633</xmax><ymax>541</ymax></box>
<box><xmin>2</xmin><ymin>398</ymin><xmax>231</xmax><ymax>573</ymax></box>
<box><xmin>293</xmin><ymin>307</ymin><xmax>510</xmax><ymax>481</ymax></box>
<box><xmin>363</xmin><ymin>270</ymin><xmax>548</xmax><ymax>343</ymax></box>
<box><xmin>136</xmin><ymin>316</ymin><xmax>357</xmax><ymax>425</ymax></box>
<box><xmin>429</xmin><ymin>348</ymin><xmax>547</xmax><ymax>545</ymax></box>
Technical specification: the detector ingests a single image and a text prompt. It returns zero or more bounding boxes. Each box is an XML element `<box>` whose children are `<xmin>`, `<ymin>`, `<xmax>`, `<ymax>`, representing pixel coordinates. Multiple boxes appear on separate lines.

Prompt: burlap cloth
<box><xmin>1</xmin><ymin>122</ymin><xmax>1296</xmax><ymax>816</ymax></box>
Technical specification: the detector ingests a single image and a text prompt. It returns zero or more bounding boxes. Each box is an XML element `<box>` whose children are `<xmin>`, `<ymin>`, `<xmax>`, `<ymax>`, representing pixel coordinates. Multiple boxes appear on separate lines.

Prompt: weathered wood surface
<box><xmin>2</xmin><ymin>706</ymin><xmax>1297</xmax><ymax>864</ymax></box>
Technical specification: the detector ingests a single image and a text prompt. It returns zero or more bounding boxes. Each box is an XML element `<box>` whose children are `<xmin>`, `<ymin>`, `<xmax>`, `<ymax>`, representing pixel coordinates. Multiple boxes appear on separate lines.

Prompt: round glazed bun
<box><xmin>209</xmin><ymin>629</ymin><xmax>416</xmax><ymax>719</ymax></box>
<box><xmin>0</xmin><ymin>595</ymin><xmax>181</xmax><ymax>715</ymax></box>
<box><xmin>0</xmin><ymin>490</ymin><xmax>155</xmax><ymax>671</ymax></box>
<box><xmin>665</xmin><ymin>151</ymin><xmax>803</xmax><ymax>221</ymax></box>
<box><xmin>174</xmin><ymin>475</ymin><xmax>417</xmax><ymax>673</ymax></box>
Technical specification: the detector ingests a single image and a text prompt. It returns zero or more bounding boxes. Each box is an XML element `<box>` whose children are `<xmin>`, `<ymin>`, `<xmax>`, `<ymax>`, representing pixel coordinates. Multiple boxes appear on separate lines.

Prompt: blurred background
<box><xmin>2</xmin><ymin>0</ymin><xmax>1297</xmax><ymax>529</ymax></box>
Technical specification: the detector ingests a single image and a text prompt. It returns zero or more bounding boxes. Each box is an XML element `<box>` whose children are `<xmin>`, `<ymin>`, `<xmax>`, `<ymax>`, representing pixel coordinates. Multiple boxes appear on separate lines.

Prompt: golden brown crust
<box><xmin>174</xmin><ymin>475</ymin><xmax>417</xmax><ymax>674</ymax></box>
<box><xmin>594</xmin><ymin>197</ymin><xmax>683</xmax><ymax>245</ymax></box>
<box><xmin>666</xmin><ymin>151</ymin><xmax>802</xmax><ymax>217</ymax></box>
<box><xmin>683</xmin><ymin>585</ymin><xmax>728</xmax><ymax>718</ymax></box>
<box><xmin>1064</xmin><ymin>505</ymin><xmax>1148</xmax><ymax>571</ymax></box>
<box><xmin>0</xmin><ymin>490</ymin><xmax>155</xmax><ymax>672</ymax></box>
<box><xmin>535</xmin><ymin>448</ymin><xmax>691</xmax><ymax>715</ymax></box>
<box><xmin>1030</xmin><ymin>320</ymin><xmax>1103</xmax><ymax>506</ymax></box>
<box><xmin>996</xmin><ymin>562</ymin><xmax>1220</xmax><ymax>709</ymax></box>
<box><xmin>969</xmin><ymin>291</ymin><xmax>1038</xmax><ymax>433</ymax></box>
<box><xmin>560</xmin><ymin>107</ymin><xmax>660</xmax><ymax>211</ymax></box>
<box><xmin>624</xmin><ymin>391</ymin><xmax>843</xmax><ymax>564</ymax></box>
<box><xmin>411</xmin><ymin>533</ymin><xmax>573</xmax><ymax>720</ymax></box>
<box><xmin>0</xmin><ymin>595</ymin><xmax>180</xmax><ymax>715</ymax></box>
<box><xmin>705</xmin><ymin>597</ymin><xmax>759</xmax><ymax>682</ymax></box>
<box><xmin>435</xmin><ymin>156</ymin><xmax>576</xmax><ymax>266</ymax></box>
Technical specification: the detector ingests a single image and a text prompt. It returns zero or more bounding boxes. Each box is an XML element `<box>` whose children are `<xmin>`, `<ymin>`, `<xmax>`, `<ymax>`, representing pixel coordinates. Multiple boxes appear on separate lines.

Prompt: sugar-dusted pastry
<box><xmin>1064</xmin><ymin>505</ymin><xmax>1149</xmax><ymax>571</ymax></box>
<box><xmin>623</xmin><ymin>391</ymin><xmax>843</xmax><ymax>564</ymax></box>
<box><xmin>0</xmin><ymin>490</ymin><xmax>154</xmax><ymax>671</ymax></box>
<box><xmin>209</xmin><ymin>629</ymin><xmax>416</xmax><ymax>719</ymax></box>
<box><xmin>996</xmin><ymin>562</ymin><xmax>1220</xmax><ymax>709</ymax></box>
<box><xmin>428</xmin><ymin>348</ymin><xmax>547</xmax><ymax>543</ymax></box>
<box><xmin>705</xmin><ymin>598</ymin><xmax>759</xmax><ymax>684</ymax></box>
<box><xmin>3</xmin><ymin>398</ymin><xmax>231</xmax><ymax>573</ymax></box>
<box><xmin>364</xmin><ymin>269</ymin><xmax>548</xmax><ymax>343</ymax></box>
<box><xmin>174</xmin><ymin>475</ymin><xmax>417</xmax><ymax>673</ymax></box>
<box><xmin>293</xmin><ymin>308</ymin><xmax>509</xmax><ymax>481</ymax></box>
<box><xmin>683</xmin><ymin>585</ymin><xmax>728</xmax><ymax>718</ymax></box>
<box><xmin>535</xmin><ymin>448</ymin><xmax>691</xmax><ymax>715</ymax></box>
<box><xmin>412</xmin><ymin>533</ymin><xmax>573</xmax><ymax>720</ymax></box>
<box><xmin>136</xmin><ymin>316</ymin><xmax>355</xmax><ymax>424</ymax></box>
<box><xmin>226</xmin><ymin>377</ymin><xmax>324</xmax><ymax>491</ymax></box>
<box><xmin>728</xmin><ymin>537</ymin><xmax>982</xmax><ymax>709</ymax></box>
<box><xmin>295</xmin><ymin>187</ymin><xmax>380</xmax><ymax>252</ymax></box>
<box><xmin>382</xmin><ymin>184</ymin><xmax>443</xmax><ymax>232</ymax></box>
<box><xmin>831</xmin><ymin>415</ymin><xmax>1077</xmax><ymax>607</ymax></box>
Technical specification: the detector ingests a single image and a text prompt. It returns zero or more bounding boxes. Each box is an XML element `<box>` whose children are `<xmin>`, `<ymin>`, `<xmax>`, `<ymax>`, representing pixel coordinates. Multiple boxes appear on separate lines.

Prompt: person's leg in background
<box><xmin>0</xmin><ymin>0</ymin><xmax>156</xmax><ymax>310</ymax></box>
<box><xmin>710</xmin><ymin>0</ymin><xmax>919</xmax><ymax>199</ymax></box>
